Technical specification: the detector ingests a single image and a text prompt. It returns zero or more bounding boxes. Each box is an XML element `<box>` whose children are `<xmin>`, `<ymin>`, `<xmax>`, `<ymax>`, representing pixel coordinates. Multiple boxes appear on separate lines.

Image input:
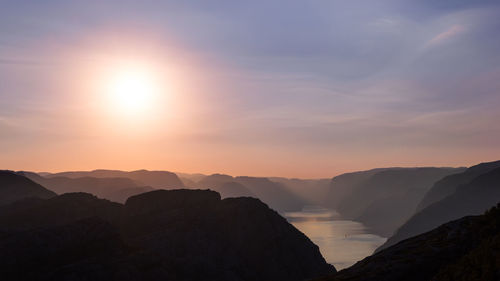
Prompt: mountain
<box><xmin>19</xmin><ymin>171</ymin><xmax>154</xmax><ymax>203</ymax></box>
<box><xmin>0</xmin><ymin>189</ymin><xmax>335</xmax><ymax>281</ymax></box>
<box><xmin>197</xmin><ymin>173</ymin><xmax>234</xmax><ymax>188</ymax></box>
<box><xmin>315</xmin><ymin>203</ymin><xmax>500</xmax><ymax>281</ymax></box>
<box><xmin>0</xmin><ymin>171</ymin><xmax>56</xmax><ymax>206</ymax></box>
<box><xmin>379</xmin><ymin>165</ymin><xmax>500</xmax><ymax>251</ymax></box>
<box><xmin>416</xmin><ymin>160</ymin><xmax>500</xmax><ymax>211</ymax></box>
<box><xmin>331</xmin><ymin>168</ymin><xmax>463</xmax><ymax>236</ymax></box>
<box><xmin>104</xmin><ymin>186</ymin><xmax>155</xmax><ymax>203</ymax></box>
<box><xmin>46</xmin><ymin>169</ymin><xmax>184</xmax><ymax>189</ymax></box>
<box><xmin>324</xmin><ymin>168</ymin><xmax>387</xmax><ymax>209</ymax></box>
<box><xmin>0</xmin><ymin>192</ymin><xmax>122</xmax><ymax>230</ymax></box>
<box><xmin>196</xmin><ymin>174</ymin><xmax>307</xmax><ymax>212</ymax></box>
<box><xmin>176</xmin><ymin>172</ymin><xmax>207</xmax><ymax>183</ymax></box>
<box><xmin>0</xmin><ymin>217</ymin><xmax>133</xmax><ymax>281</ymax></box>
<box><xmin>211</xmin><ymin>181</ymin><xmax>256</xmax><ymax>198</ymax></box>
<box><xmin>269</xmin><ymin>177</ymin><xmax>331</xmax><ymax>205</ymax></box>
<box><xmin>234</xmin><ymin>176</ymin><xmax>306</xmax><ymax>211</ymax></box>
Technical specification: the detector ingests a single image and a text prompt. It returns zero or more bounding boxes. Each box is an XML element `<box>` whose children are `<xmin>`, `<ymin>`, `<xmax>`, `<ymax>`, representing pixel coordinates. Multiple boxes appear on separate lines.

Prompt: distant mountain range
<box><xmin>186</xmin><ymin>173</ymin><xmax>310</xmax><ymax>212</ymax></box>
<box><xmin>45</xmin><ymin>169</ymin><xmax>184</xmax><ymax>189</ymax></box>
<box><xmin>27</xmin><ymin>170</ymin><xmax>323</xmax><ymax>212</ymax></box>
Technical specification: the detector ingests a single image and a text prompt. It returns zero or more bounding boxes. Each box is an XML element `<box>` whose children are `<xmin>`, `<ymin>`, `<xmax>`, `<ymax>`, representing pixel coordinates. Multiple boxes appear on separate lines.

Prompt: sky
<box><xmin>1</xmin><ymin>0</ymin><xmax>500</xmax><ymax>178</ymax></box>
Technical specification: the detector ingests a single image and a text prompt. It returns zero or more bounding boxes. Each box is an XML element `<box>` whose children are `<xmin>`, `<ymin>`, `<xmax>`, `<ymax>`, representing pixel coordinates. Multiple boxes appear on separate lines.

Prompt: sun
<box><xmin>105</xmin><ymin>64</ymin><xmax>161</xmax><ymax>115</ymax></box>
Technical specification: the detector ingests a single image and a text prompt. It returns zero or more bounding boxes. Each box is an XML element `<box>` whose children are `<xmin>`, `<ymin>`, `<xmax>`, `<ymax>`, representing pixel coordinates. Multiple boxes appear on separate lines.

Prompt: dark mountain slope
<box><xmin>0</xmin><ymin>192</ymin><xmax>122</xmax><ymax>231</ymax></box>
<box><xmin>416</xmin><ymin>160</ymin><xmax>500</xmax><ymax>211</ymax></box>
<box><xmin>379</xmin><ymin>166</ymin><xmax>500</xmax><ymax>251</ymax></box>
<box><xmin>121</xmin><ymin>189</ymin><xmax>333</xmax><ymax>280</ymax></box>
<box><xmin>315</xmin><ymin>203</ymin><xmax>500</xmax><ymax>281</ymax></box>
<box><xmin>0</xmin><ymin>189</ymin><xmax>334</xmax><ymax>281</ymax></box>
<box><xmin>0</xmin><ymin>217</ymin><xmax>132</xmax><ymax>281</ymax></box>
<box><xmin>0</xmin><ymin>171</ymin><xmax>56</xmax><ymax>206</ymax></box>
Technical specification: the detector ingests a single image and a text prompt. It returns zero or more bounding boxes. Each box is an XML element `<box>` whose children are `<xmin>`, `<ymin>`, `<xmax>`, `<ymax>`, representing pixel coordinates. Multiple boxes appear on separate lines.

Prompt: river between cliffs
<box><xmin>284</xmin><ymin>206</ymin><xmax>387</xmax><ymax>270</ymax></box>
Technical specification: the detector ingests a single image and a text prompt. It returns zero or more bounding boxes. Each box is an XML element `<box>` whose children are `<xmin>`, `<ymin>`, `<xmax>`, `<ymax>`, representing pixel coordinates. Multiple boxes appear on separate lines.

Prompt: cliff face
<box><xmin>315</xmin><ymin>203</ymin><xmax>500</xmax><ymax>281</ymax></box>
<box><xmin>416</xmin><ymin>160</ymin><xmax>500</xmax><ymax>212</ymax></box>
<box><xmin>325</xmin><ymin>167</ymin><xmax>462</xmax><ymax>237</ymax></box>
<box><xmin>0</xmin><ymin>189</ymin><xmax>335</xmax><ymax>281</ymax></box>
<box><xmin>379</xmin><ymin>166</ymin><xmax>500</xmax><ymax>251</ymax></box>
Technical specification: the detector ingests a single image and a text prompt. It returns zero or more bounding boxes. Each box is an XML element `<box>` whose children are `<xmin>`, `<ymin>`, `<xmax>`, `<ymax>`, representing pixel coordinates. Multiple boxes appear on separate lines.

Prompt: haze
<box><xmin>1</xmin><ymin>1</ymin><xmax>500</xmax><ymax>177</ymax></box>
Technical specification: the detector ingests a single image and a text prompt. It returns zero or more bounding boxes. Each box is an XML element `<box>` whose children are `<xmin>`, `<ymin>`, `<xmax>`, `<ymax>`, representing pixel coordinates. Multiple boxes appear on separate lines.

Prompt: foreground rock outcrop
<box><xmin>0</xmin><ymin>188</ymin><xmax>335</xmax><ymax>281</ymax></box>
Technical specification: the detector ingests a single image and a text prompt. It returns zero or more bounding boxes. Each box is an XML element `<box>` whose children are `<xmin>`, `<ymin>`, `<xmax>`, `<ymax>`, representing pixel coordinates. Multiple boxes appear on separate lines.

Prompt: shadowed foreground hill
<box><xmin>0</xmin><ymin>189</ymin><xmax>334</xmax><ymax>281</ymax></box>
<box><xmin>315</xmin><ymin>203</ymin><xmax>500</xmax><ymax>281</ymax></box>
<box><xmin>0</xmin><ymin>171</ymin><xmax>56</xmax><ymax>206</ymax></box>
<box><xmin>379</xmin><ymin>165</ymin><xmax>500</xmax><ymax>251</ymax></box>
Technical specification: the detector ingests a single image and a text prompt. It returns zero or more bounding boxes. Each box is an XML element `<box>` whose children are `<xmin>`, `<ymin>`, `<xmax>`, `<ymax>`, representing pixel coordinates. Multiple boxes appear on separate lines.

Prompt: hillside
<box><xmin>331</xmin><ymin>168</ymin><xmax>462</xmax><ymax>236</ymax></box>
<box><xmin>379</xmin><ymin>166</ymin><xmax>500</xmax><ymax>251</ymax></box>
<box><xmin>416</xmin><ymin>160</ymin><xmax>500</xmax><ymax>211</ymax></box>
<box><xmin>0</xmin><ymin>171</ymin><xmax>56</xmax><ymax>206</ymax></box>
<box><xmin>315</xmin><ymin>203</ymin><xmax>500</xmax><ymax>281</ymax></box>
<box><xmin>0</xmin><ymin>189</ymin><xmax>334</xmax><ymax>281</ymax></box>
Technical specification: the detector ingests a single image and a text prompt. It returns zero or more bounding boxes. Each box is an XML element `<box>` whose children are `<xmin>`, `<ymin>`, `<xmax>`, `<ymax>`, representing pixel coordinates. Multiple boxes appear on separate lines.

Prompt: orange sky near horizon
<box><xmin>1</xmin><ymin>2</ymin><xmax>500</xmax><ymax>178</ymax></box>
<box><xmin>1</xmin><ymin>34</ymin><xmax>499</xmax><ymax>178</ymax></box>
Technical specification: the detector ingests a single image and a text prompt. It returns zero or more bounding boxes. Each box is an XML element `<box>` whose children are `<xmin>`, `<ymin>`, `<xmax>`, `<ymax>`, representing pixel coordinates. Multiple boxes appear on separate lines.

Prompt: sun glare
<box><xmin>107</xmin><ymin>67</ymin><xmax>159</xmax><ymax>114</ymax></box>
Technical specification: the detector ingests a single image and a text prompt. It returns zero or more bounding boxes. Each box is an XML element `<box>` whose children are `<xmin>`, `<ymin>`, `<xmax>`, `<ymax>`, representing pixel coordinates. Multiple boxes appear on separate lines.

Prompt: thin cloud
<box><xmin>425</xmin><ymin>24</ymin><xmax>466</xmax><ymax>47</ymax></box>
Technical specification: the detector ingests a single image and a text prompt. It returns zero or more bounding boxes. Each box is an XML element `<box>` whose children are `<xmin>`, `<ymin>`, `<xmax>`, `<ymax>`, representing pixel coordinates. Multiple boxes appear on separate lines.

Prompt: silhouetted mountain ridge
<box><xmin>0</xmin><ymin>187</ymin><xmax>334</xmax><ymax>281</ymax></box>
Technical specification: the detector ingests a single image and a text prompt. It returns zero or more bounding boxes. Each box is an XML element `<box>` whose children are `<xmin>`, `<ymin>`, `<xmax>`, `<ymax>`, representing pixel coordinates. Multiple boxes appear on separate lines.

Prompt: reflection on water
<box><xmin>284</xmin><ymin>206</ymin><xmax>387</xmax><ymax>270</ymax></box>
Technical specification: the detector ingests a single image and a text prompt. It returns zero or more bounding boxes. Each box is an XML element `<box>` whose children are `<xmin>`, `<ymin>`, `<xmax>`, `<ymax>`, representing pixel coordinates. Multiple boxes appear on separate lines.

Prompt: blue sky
<box><xmin>1</xmin><ymin>0</ymin><xmax>499</xmax><ymax>177</ymax></box>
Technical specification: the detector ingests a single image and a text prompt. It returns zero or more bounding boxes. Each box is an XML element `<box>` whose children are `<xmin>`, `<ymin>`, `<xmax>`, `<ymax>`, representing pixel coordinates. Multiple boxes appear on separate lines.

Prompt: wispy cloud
<box><xmin>425</xmin><ymin>24</ymin><xmax>466</xmax><ymax>48</ymax></box>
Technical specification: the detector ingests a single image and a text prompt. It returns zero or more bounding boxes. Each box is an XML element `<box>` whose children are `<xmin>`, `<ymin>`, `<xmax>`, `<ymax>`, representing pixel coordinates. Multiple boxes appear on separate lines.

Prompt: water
<box><xmin>284</xmin><ymin>206</ymin><xmax>387</xmax><ymax>270</ymax></box>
